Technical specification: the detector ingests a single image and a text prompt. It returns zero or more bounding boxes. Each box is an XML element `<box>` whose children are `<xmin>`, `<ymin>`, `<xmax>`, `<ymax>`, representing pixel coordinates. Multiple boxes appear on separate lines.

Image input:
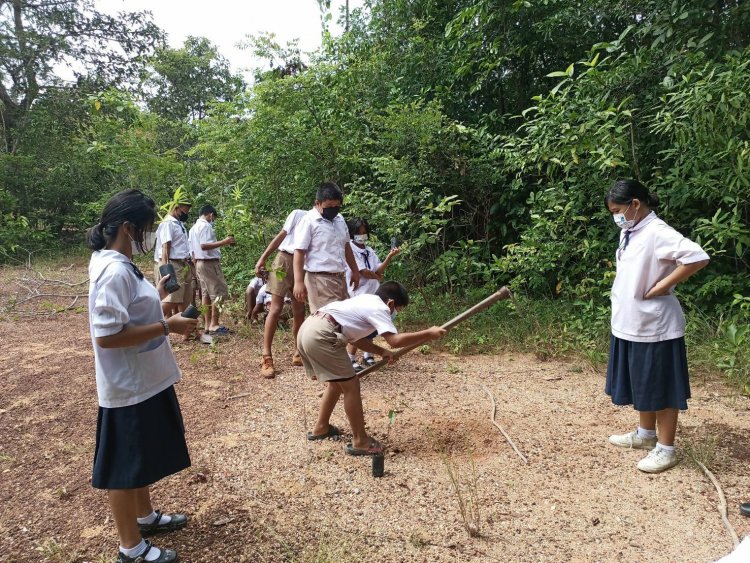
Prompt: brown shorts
<box><xmin>195</xmin><ymin>259</ymin><xmax>229</xmax><ymax>301</ymax></box>
<box><xmin>296</xmin><ymin>316</ymin><xmax>355</xmax><ymax>382</ymax></box>
<box><xmin>304</xmin><ymin>271</ymin><xmax>347</xmax><ymax>314</ymax></box>
<box><xmin>266</xmin><ymin>251</ymin><xmax>295</xmax><ymax>298</ymax></box>
<box><xmin>154</xmin><ymin>259</ymin><xmax>193</xmax><ymax>304</ymax></box>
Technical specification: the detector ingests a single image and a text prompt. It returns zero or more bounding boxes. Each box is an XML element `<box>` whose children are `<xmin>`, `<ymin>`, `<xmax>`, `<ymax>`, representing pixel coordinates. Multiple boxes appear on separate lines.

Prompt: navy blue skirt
<box><xmin>605</xmin><ymin>335</ymin><xmax>691</xmax><ymax>411</ymax></box>
<box><xmin>92</xmin><ymin>385</ymin><xmax>191</xmax><ymax>490</ymax></box>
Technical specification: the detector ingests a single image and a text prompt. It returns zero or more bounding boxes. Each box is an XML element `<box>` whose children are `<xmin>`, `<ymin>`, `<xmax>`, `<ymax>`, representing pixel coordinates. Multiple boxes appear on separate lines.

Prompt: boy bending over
<box><xmin>297</xmin><ymin>281</ymin><xmax>446</xmax><ymax>455</ymax></box>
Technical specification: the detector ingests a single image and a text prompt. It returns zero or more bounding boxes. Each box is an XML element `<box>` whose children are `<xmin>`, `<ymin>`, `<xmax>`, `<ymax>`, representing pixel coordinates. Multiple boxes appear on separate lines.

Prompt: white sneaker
<box><xmin>608</xmin><ymin>430</ymin><xmax>657</xmax><ymax>450</ymax></box>
<box><xmin>637</xmin><ymin>447</ymin><xmax>679</xmax><ymax>473</ymax></box>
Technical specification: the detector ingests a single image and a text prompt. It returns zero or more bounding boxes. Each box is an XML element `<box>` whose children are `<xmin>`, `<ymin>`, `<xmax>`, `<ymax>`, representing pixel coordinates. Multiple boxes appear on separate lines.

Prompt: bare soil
<box><xmin>1</xmin><ymin>260</ymin><xmax>749</xmax><ymax>562</ymax></box>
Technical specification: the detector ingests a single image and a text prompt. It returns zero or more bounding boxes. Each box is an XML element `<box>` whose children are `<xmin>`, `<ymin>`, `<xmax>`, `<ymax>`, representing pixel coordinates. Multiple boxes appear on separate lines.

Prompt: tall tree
<box><xmin>0</xmin><ymin>0</ymin><xmax>163</xmax><ymax>151</ymax></box>
<box><xmin>144</xmin><ymin>36</ymin><xmax>245</xmax><ymax>122</ymax></box>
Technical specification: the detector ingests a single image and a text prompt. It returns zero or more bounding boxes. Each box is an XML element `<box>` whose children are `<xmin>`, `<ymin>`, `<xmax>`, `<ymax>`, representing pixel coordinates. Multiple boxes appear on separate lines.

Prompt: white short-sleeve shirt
<box><xmin>278</xmin><ymin>209</ymin><xmax>308</xmax><ymax>254</ymax></box>
<box><xmin>154</xmin><ymin>214</ymin><xmax>190</xmax><ymax>262</ymax></box>
<box><xmin>88</xmin><ymin>250</ymin><xmax>181</xmax><ymax>408</ymax></box>
<box><xmin>319</xmin><ymin>294</ymin><xmax>397</xmax><ymax>342</ymax></box>
<box><xmin>346</xmin><ymin>242</ymin><xmax>382</xmax><ymax>296</ymax></box>
<box><xmin>294</xmin><ymin>208</ymin><xmax>350</xmax><ymax>273</ymax></box>
<box><xmin>611</xmin><ymin>212</ymin><xmax>709</xmax><ymax>342</ymax></box>
<box><xmin>189</xmin><ymin>217</ymin><xmax>220</xmax><ymax>260</ymax></box>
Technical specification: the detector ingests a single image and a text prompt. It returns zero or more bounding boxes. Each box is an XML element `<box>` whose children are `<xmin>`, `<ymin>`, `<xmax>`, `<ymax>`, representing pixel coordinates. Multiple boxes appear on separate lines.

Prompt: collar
<box><xmin>196</xmin><ymin>217</ymin><xmax>210</xmax><ymax>225</ymax></box>
<box><xmin>164</xmin><ymin>214</ymin><xmax>178</xmax><ymax>223</ymax></box>
<box><xmin>630</xmin><ymin>211</ymin><xmax>657</xmax><ymax>232</ymax></box>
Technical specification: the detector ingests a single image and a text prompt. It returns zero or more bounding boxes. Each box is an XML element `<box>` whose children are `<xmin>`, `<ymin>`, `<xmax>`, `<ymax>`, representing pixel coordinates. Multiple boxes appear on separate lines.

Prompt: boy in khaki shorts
<box><xmin>298</xmin><ymin>281</ymin><xmax>446</xmax><ymax>454</ymax></box>
<box><xmin>154</xmin><ymin>199</ymin><xmax>193</xmax><ymax>319</ymax></box>
<box><xmin>292</xmin><ymin>181</ymin><xmax>360</xmax><ymax>314</ymax></box>
<box><xmin>189</xmin><ymin>205</ymin><xmax>235</xmax><ymax>336</ymax></box>
<box><xmin>255</xmin><ymin>209</ymin><xmax>307</xmax><ymax>378</ymax></box>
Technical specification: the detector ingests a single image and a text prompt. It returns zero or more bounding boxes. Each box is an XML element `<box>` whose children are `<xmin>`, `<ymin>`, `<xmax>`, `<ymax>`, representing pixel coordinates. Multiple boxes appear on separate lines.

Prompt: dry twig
<box><xmin>695</xmin><ymin>461</ymin><xmax>740</xmax><ymax>549</ymax></box>
<box><xmin>480</xmin><ymin>383</ymin><xmax>528</xmax><ymax>464</ymax></box>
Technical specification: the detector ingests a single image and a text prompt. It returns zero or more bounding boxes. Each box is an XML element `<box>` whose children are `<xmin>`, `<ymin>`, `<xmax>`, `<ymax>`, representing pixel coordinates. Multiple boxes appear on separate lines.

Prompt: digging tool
<box><xmin>358</xmin><ymin>286</ymin><xmax>512</xmax><ymax>379</ymax></box>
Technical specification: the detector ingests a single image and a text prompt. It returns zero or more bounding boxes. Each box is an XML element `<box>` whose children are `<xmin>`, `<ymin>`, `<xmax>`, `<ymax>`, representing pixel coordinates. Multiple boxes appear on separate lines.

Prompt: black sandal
<box><xmin>307</xmin><ymin>424</ymin><xmax>342</xmax><ymax>441</ymax></box>
<box><xmin>117</xmin><ymin>540</ymin><xmax>179</xmax><ymax>562</ymax></box>
<box><xmin>138</xmin><ymin>510</ymin><xmax>188</xmax><ymax>536</ymax></box>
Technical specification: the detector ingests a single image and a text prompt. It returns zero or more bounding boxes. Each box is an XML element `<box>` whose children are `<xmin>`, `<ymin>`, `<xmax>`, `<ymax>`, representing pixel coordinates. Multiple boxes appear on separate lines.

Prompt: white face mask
<box><xmin>353</xmin><ymin>234</ymin><xmax>368</xmax><ymax>244</ymax></box>
<box><xmin>612</xmin><ymin>202</ymin><xmax>636</xmax><ymax>230</ymax></box>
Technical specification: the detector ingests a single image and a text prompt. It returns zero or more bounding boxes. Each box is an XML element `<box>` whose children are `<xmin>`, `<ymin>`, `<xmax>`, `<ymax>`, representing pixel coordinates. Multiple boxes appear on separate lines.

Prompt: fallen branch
<box><xmin>480</xmin><ymin>383</ymin><xmax>528</xmax><ymax>464</ymax></box>
<box><xmin>695</xmin><ymin>460</ymin><xmax>740</xmax><ymax>549</ymax></box>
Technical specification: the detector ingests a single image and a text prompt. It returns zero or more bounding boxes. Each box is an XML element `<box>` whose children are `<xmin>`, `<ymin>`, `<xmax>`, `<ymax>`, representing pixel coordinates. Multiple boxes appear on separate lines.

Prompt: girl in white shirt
<box><xmin>604</xmin><ymin>179</ymin><xmax>709</xmax><ymax>474</ymax></box>
<box><xmin>86</xmin><ymin>190</ymin><xmax>198</xmax><ymax>563</ymax></box>
<box><xmin>344</xmin><ymin>217</ymin><xmax>401</xmax><ymax>370</ymax></box>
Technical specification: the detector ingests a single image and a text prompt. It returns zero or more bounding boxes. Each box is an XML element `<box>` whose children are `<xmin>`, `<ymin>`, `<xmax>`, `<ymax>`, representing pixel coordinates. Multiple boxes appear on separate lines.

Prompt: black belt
<box><xmin>196</xmin><ymin>258</ymin><xmax>219</xmax><ymax>262</ymax></box>
<box><xmin>308</xmin><ymin>271</ymin><xmax>344</xmax><ymax>276</ymax></box>
<box><xmin>280</xmin><ymin>250</ymin><xmax>293</xmax><ymax>256</ymax></box>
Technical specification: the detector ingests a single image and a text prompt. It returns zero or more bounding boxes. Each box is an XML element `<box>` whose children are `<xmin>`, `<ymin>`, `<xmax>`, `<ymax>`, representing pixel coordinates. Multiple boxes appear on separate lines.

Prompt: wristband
<box><xmin>159</xmin><ymin>319</ymin><xmax>170</xmax><ymax>336</ymax></box>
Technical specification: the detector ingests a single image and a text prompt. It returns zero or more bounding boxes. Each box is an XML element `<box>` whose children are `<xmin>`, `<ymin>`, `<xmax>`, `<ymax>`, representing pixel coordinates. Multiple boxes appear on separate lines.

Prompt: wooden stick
<box><xmin>359</xmin><ymin>286</ymin><xmax>512</xmax><ymax>379</ymax></box>
<box><xmin>695</xmin><ymin>460</ymin><xmax>740</xmax><ymax>549</ymax></box>
<box><xmin>480</xmin><ymin>383</ymin><xmax>528</xmax><ymax>464</ymax></box>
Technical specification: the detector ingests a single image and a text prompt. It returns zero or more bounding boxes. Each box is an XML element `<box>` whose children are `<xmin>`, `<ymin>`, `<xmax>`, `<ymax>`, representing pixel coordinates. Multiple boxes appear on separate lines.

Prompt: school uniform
<box><xmin>296</xmin><ymin>294</ymin><xmax>397</xmax><ymax>382</ymax></box>
<box><xmin>189</xmin><ymin>217</ymin><xmax>229</xmax><ymax>301</ymax></box>
<box><xmin>154</xmin><ymin>214</ymin><xmax>193</xmax><ymax>304</ymax></box>
<box><xmin>247</xmin><ymin>276</ymin><xmax>264</xmax><ymax>294</ymax></box>
<box><xmin>295</xmin><ymin>208</ymin><xmax>350</xmax><ymax>313</ymax></box>
<box><xmin>267</xmin><ymin>209</ymin><xmax>306</xmax><ymax>299</ymax></box>
<box><xmin>606</xmin><ymin>212</ymin><xmax>709</xmax><ymax>411</ymax></box>
<box><xmin>346</xmin><ymin>242</ymin><xmax>382</xmax><ymax>297</ymax></box>
<box><xmin>88</xmin><ymin>250</ymin><xmax>190</xmax><ymax>489</ymax></box>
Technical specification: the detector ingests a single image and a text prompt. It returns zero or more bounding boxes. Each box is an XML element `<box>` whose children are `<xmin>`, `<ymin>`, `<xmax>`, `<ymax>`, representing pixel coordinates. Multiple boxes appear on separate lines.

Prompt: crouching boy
<box><xmin>297</xmin><ymin>281</ymin><xmax>446</xmax><ymax>455</ymax></box>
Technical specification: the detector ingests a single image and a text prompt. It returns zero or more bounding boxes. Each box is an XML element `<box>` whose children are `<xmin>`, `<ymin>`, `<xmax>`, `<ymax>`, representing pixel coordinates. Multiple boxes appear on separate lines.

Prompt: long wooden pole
<box><xmin>358</xmin><ymin>286</ymin><xmax>512</xmax><ymax>379</ymax></box>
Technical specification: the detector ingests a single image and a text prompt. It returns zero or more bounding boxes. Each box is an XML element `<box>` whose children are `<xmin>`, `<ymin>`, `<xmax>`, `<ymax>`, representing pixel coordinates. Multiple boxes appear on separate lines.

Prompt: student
<box><xmin>255</xmin><ymin>209</ymin><xmax>307</xmax><ymax>378</ymax></box>
<box><xmin>245</xmin><ymin>271</ymin><xmax>267</xmax><ymax>322</ymax></box>
<box><xmin>345</xmin><ymin>217</ymin><xmax>401</xmax><ymax>371</ymax></box>
<box><xmin>189</xmin><ymin>205</ymin><xmax>235</xmax><ymax>336</ymax></box>
<box><xmin>293</xmin><ymin>181</ymin><xmax>360</xmax><ymax>314</ymax></box>
<box><xmin>86</xmin><ymin>189</ymin><xmax>199</xmax><ymax>563</ymax></box>
<box><xmin>605</xmin><ymin>179</ymin><xmax>709</xmax><ymax>473</ymax></box>
<box><xmin>297</xmin><ymin>281</ymin><xmax>446</xmax><ymax>454</ymax></box>
<box><xmin>154</xmin><ymin>199</ymin><xmax>193</xmax><ymax>319</ymax></box>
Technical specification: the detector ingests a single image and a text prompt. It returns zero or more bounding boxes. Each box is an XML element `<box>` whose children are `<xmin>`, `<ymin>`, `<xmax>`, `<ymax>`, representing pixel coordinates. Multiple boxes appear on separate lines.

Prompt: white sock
<box><xmin>137</xmin><ymin>511</ymin><xmax>171</xmax><ymax>525</ymax></box>
<box><xmin>657</xmin><ymin>442</ymin><xmax>675</xmax><ymax>452</ymax></box>
<box><xmin>637</xmin><ymin>426</ymin><xmax>656</xmax><ymax>439</ymax></box>
<box><xmin>120</xmin><ymin>539</ymin><xmax>162</xmax><ymax>561</ymax></box>
<box><xmin>363</xmin><ymin>353</ymin><xmax>373</xmax><ymax>359</ymax></box>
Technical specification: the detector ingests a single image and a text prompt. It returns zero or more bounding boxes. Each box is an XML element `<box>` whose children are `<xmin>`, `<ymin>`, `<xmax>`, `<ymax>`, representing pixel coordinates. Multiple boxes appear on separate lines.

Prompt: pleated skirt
<box><xmin>92</xmin><ymin>385</ymin><xmax>191</xmax><ymax>490</ymax></box>
<box><xmin>605</xmin><ymin>335</ymin><xmax>691</xmax><ymax>411</ymax></box>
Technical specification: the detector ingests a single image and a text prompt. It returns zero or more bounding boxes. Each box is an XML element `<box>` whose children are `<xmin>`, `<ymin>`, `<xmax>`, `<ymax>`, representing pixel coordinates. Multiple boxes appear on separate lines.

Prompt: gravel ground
<box><xmin>0</xmin><ymin>261</ymin><xmax>749</xmax><ymax>562</ymax></box>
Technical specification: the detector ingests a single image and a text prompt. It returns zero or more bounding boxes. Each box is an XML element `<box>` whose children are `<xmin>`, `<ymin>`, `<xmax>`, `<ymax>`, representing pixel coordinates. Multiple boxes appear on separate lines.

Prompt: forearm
<box><xmin>160</xmin><ymin>243</ymin><xmax>171</xmax><ymax>264</ymax></box>
<box><xmin>259</xmin><ymin>231</ymin><xmax>286</xmax><ymax>264</ymax></box>
<box><xmin>200</xmin><ymin>241</ymin><xmax>225</xmax><ymax>251</ymax></box>
<box><xmin>344</xmin><ymin>245</ymin><xmax>358</xmax><ymax>273</ymax></box>
<box><xmin>95</xmin><ymin>323</ymin><xmax>166</xmax><ymax>349</ymax></box>
<box><xmin>293</xmin><ymin>250</ymin><xmax>305</xmax><ymax>281</ymax></box>
<box><xmin>351</xmin><ymin>338</ymin><xmax>386</xmax><ymax>355</ymax></box>
<box><xmin>385</xmin><ymin>329</ymin><xmax>435</xmax><ymax>349</ymax></box>
<box><xmin>361</xmin><ymin>269</ymin><xmax>380</xmax><ymax>280</ymax></box>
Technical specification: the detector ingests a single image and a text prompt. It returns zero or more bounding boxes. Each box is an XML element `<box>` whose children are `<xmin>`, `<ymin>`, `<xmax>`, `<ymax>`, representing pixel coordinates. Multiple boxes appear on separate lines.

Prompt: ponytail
<box><xmin>605</xmin><ymin>179</ymin><xmax>659</xmax><ymax>209</ymax></box>
<box><xmin>86</xmin><ymin>190</ymin><xmax>157</xmax><ymax>252</ymax></box>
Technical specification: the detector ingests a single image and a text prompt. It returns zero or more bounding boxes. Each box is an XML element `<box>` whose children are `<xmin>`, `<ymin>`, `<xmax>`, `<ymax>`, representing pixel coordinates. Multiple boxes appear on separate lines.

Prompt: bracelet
<box><xmin>159</xmin><ymin>319</ymin><xmax>170</xmax><ymax>336</ymax></box>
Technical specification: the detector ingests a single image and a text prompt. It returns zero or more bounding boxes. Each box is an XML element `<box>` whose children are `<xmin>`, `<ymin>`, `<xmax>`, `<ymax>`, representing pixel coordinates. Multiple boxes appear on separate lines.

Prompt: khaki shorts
<box><xmin>195</xmin><ymin>259</ymin><xmax>229</xmax><ymax>301</ymax></box>
<box><xmin>305</xmin><ymin>271</ymin><xmax>347</xmax><ymax>314</ymax></box>
<box><xmin>266</xmin><ymin>251</ymin><xmax>295</xmax><ymax>298</ymax></box>
<box><xmin>154</xmin><ymin>259</ymin><xmax>194</xmax><ymax>304</ymax></box>
<box><xmin>296</xmin><ymin>315</ymin><xmax>355</xmax><ymax>382</ymax></box>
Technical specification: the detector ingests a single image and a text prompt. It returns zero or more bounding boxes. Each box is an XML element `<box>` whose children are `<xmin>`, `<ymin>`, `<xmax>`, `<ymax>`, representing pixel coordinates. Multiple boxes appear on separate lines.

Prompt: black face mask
<box><xmin>320</xmin><ymin>206</ymin><xmax>340</xmax><ymax>221</ymax></box>
<box><xmin>178</xmin><ymin>211</ymin><xmax>189</xmax><ymax>222</ymax></box>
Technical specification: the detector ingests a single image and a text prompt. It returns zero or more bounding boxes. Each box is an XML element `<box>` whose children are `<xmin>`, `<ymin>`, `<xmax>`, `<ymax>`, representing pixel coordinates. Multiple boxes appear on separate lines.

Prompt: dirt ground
<box><xmin>1</xmin><ymin>260</ymin><xmax>749</xmax><ymax>563</ymax></box>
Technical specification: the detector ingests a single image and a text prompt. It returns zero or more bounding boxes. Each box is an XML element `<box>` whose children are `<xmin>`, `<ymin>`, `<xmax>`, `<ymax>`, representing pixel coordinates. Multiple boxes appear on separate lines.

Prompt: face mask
<box><xmin>320</xmin><ymin>206</ymin><xmax>339</xmax><ymax>221</ymax></box>
<box><xmin>391</xmin><ymin>310</ymin><xmax>398</xmax><ymax>320</ymax></box>
<box><xmin>353</xmin><ymin>234</ymin><xmax>368</xmax><ymax>244</ymax></box>
<box><xmin>178</xmin><ymin>211</ymin><xmax>189</xmax><ymax>222</ymax></box>
<box><xmin>612</xmin><ymin>202</ymin><xmax>635</xmax><ymax>230</ymax></box>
